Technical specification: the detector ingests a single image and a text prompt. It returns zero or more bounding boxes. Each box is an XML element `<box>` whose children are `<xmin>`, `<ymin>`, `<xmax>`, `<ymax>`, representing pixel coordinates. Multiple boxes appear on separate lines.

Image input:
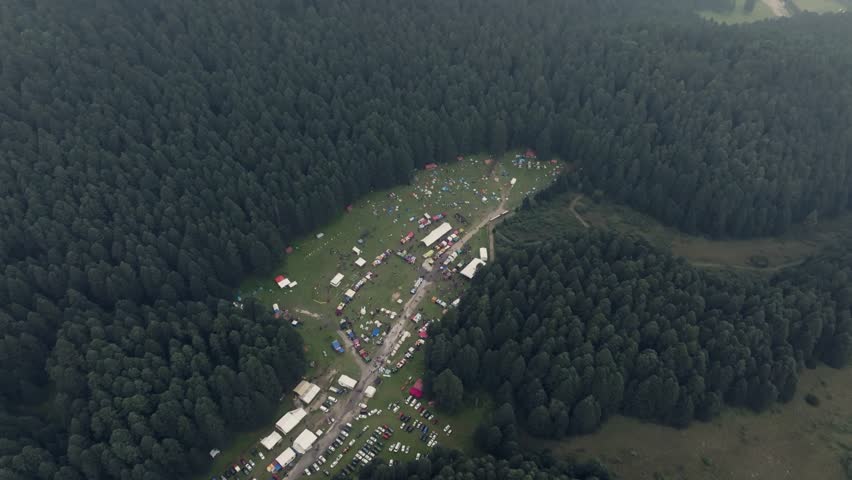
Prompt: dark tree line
<box><xmin>425</xmin><ymin>231</ymin><xmax>852</xmax><ymax>439</ymax></box>
<box><xmin>1</xmin><ymin>0</ymin><xmax>852</xmax><ymax>478</ymax></box>
<box><xmin>354</xmin><ymin>447</ymin><xmax>610</xmax><ymax>480</ymax></box>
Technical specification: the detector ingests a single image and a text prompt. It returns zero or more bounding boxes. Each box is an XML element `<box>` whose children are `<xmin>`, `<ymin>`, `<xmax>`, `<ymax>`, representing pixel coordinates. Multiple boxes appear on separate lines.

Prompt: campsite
<box><xmin>196</xmin><ymin>152</ymin><xmax>560</xmax><ymax>478</ymax></box>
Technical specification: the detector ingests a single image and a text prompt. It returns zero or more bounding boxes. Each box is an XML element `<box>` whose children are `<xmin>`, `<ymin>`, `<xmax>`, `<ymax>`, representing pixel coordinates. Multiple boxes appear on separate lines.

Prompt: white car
<box><xmin>319</xmin><ymin>405</ymin><xmax>329</xmax><ymax>412</ymax></box>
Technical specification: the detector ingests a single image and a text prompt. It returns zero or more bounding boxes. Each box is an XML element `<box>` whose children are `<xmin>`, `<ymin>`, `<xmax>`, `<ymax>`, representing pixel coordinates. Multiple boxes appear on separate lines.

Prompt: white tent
<box><xmin>292</xmin><ymin>429</ymin><xmax>318</xmax><ymax>454</ymax></box>
<box><xmin>277</xmin><ymin>277</ymin><xmax>290</xmax><ymax>288</ymax></box>
<box><xmin>275</xmin><ymin>408</ymin><xmax>307</xmax><ymax>435</ymax></box>
<box><xmin>421</xmin><ymin>223</ymin><xmax>452</xmax><ymax>247</ymax></box>
<box><xmin>293</xmin><ymin>381</ymin><xmax>320</xmax><ymax>404</ymax></box>
<box><xmin>301</xmin><ymin>384</ymin><xmax>320</xmax><ymax>404</ymax></box>
<box><xmin>355</xmin><ymin>257</ymin><xmax>366</xmax><ymax>267</ymax></box>
<box><xmin>260</xmin><ymin>431</ymin><xmax>282</xmax><ymax>450</ymax></box>
<box><xmin>344</xmin><ymin>289</ymin><xmax>357</xmax><ymax>299</ymax></box>
<box><xmin>479</xmin><ymin>247</ymin><xmax>488</xmax><ymax>261</ymax></box>
<box><xmin>364</xmin><ymin>386</ymin><xmax>376</xmax><ymax>398</ymax></box>
<box><xmin>510</xmin><ymin>177</ymin><xmax>517</xmax><ymax>185</ymax></box>
<box><xmin>460</xmin><ymin>258</ymin><xmax>486</xmax><ymax>279</ymax></box>
<box><xmin>330</xmin><ymin>273</ymin><xmax>344</xmax><ymax>287</ymax></box>
<box><xmin>275</xmin><ymin>447</ymin><xmax>296</xmax><ymax>467</ymax></box>
<box><xmin>338</xmin><ymin>374</ymin><xmax>358</xmax><ymax>389</ymax></box>
<box><xmin>352</xmin><ymin>246</ymin><xmax>361</xmax><ymax>255</ymax></box>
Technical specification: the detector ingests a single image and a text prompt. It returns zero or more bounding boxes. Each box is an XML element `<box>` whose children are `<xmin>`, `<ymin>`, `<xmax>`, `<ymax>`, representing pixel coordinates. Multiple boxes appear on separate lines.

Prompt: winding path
<box><xmin>569</xmin><ymin>194</ymin><xmax>590</xmax><ymax>228</ymax></box>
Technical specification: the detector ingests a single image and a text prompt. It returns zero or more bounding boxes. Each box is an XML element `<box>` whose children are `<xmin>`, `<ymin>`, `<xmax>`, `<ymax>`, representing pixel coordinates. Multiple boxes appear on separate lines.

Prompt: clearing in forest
<box><xmin>195</xmin><ymin>154</ymin><xmax>558</xmax><ymax>479</ymax></box>
<box><xmin>698</xmin><ymin>0</ymin><xmax>778</xmax><ymax>23</ymax></box>
<box><xmin>531</xmin><ymin>364</ymin><xmax>852</xmax><ymax>480</ymax></box>
<box><xmin>498</xmin><ymin>191</ymin><xmax>852</xmax><ymax>273</ymax></box>
<box><xmin>792</xmin><ymin>0</ymin><xmax>847</xmax><ymax>13</ymax></box>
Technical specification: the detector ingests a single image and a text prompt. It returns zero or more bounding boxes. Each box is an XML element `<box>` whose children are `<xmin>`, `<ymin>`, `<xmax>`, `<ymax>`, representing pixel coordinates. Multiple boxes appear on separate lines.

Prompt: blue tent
<box><xmin>331</xmin><ymin>340</ymin><xmax>344</xmax><ymax>353</ymax></box>
<box><xmin>371</xmin><ymin>327</ymin><xmax>381</xmax><ymax>337</ymax></box>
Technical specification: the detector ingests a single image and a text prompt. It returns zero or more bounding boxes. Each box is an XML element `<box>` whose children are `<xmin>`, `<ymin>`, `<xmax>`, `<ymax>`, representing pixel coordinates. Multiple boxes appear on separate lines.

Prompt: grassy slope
<box><xmin>194</xmin><ymin>154</ymin><xmax>559</xmax><ymax>479</ymax></box>
<box><xmin>529</xmin><ymin>364</ymin><xmax>852</xmax><ymax>480</ymax></box>
<box><xmin>792</xmin><ymin>0</ymin><xmax>847</xmax><ymax>12</ymax></box>
<box><xmin>698</xmin><ymin>0</ymin><xmax>777</xmax><ymax>23</ymax></box>
<box><xmin>498</xmin><ymin>190</ymin><xmax>852</xmax><ymax>273</ymax></box>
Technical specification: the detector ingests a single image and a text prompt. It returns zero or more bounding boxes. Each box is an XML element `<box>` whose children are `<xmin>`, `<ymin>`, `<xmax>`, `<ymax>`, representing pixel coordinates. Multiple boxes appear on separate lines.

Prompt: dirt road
<box><xmin>762</xmin><ymin>0</ymin><xmax>790</xmax><ymax>16</ymax></box>
<box><xmin>569</xmin><ymin>194</ymin><xmax>590</xmax><ymax>228</ymax></box>
<box><xmin>287</xmin><ymin>198</ymin><xmax>508</xmax><ymax>478</ymax></box>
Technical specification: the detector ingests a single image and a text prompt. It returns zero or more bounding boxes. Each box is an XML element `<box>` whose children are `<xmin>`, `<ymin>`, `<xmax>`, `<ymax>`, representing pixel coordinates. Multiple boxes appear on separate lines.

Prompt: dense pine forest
<box><xmin>2</xmin><ymin>0</ymin><xmax>852</xmax><ymax>478</ymax></box>
<box><xmin>425</xmin><ymin>230</ymin><xmax>852</xmax><ymax>443</ymax></box>
<box><xmin>357</xmin><ymin>448</ymin><xmax>610</xmax><ymax>480</ymax></box>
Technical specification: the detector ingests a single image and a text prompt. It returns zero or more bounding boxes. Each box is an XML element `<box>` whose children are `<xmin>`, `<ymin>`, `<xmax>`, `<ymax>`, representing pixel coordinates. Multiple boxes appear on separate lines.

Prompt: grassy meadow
<box><xmin>194</xmin><ymin>153</ymin><xmax>560</xmax><ymax>479</ymax></box>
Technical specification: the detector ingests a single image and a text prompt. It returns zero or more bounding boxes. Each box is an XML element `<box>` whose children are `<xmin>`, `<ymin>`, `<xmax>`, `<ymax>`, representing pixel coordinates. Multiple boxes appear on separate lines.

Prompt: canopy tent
<box><xmin>364</xmin><ymin>386</ymin><xmax>376</xmax><ymax>398</ymax></box>
<box><xmin>275</xmin><ymin>448</ymin><xmax>296</xmax><ymax>468</ymax></box>
<box><xmin>355</xmin><ymin>257</ymin><xmax>367</xmax><ymax>267</ymax></box>
<box><xmin>460</xmin><ymin>258</ymin><xmax>486</xmax><ymax>279</ymax></box>
<box><xmin>409</xmin><ymin>378</ymin><xmax>424</xmax><ymax>398</ymax></box>
<box><xmin>275</xmin><ymin>408</ymin><xmax>307</xmax><ymax>435</ymax></box>
<box><xmin>421</xmin><ymin>223</ymin><xmax>452</xmax><ymax>247</ymax></box>
<box><xmin>275</xmin><ymin>275</ymin><xmax>290</xmax><ymax>288</ymax></box>
<box><xmin>330</xmin><ymin>273</ymin><xmax>344</xmax><ymax>287</ymax></box>
<box><xmin>260</xmin><ymin>431</ymin><xmax>282</xmax><ymax>451</ymax></box>
<box><xmin>338</xmin><ymin>374</ymin><xmax>358</xmax><ymax>389</ymax></box>
<box><xmin>292</xmin><ymin>429</ymin><xmax>318</xmax><ymax>454</ymax></box>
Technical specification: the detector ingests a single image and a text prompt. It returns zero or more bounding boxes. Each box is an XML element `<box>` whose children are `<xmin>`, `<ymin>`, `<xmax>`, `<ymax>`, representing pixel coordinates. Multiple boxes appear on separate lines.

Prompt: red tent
<box><xmin>456</xmin><ymin>155</ymin><xmax>464</xmax><ymax>161</ymax></box>
<box><xmin>409</xmin><ymin>379</ymin><xmax>424</xmax><ymax>398</ymax></box>
<box><xmin>418</xmin><ymin>329</ymin><xmax>428</xmax><ymax>339</ymax></box>
<box><xmin>484</xmin><ymin>158</ymin><xmax>493</xmax><ymax>165</ymax></box>
<box><xmin>275</xmin><ymin>275</ymin><xmax>285</xmax><ymax>283</ymax></box>
<box><xmin>550</xmin><ymin>159</ymin><xmax>558</xmax><ymax>165</ymax></box>
<box><xmin>425</xmin><ymin>163</ymin><xmax>438</xmax><ymax>170</ymax></box>
<box><xmin>525</xmin><ymin>149</ymin><xmax>537</xmax><ymax>159</ymax></box>
<box><xmin>285</xmin><ymin>246</ymin><xmax>294</xmax><ymax>254</ymax></box>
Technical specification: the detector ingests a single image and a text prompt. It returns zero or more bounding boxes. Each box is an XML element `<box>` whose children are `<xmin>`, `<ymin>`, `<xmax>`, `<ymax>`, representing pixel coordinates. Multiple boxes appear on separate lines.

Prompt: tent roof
<box><xmin>260</xmin><ymin>431</ymin><xmax>282</xmax><ymax>450</ymax></box>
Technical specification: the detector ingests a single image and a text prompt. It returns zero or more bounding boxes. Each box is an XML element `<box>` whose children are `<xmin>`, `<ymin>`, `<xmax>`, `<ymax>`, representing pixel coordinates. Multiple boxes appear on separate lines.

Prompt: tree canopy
<box><xmin>426</xmin><ymin>230</ymin><xmax>852</xmax><ymax>439</ymax></box>
<box><xmin>2</xmin><ymin>0</ymin><xmax>852</xmax><ymax>478</ymax></box>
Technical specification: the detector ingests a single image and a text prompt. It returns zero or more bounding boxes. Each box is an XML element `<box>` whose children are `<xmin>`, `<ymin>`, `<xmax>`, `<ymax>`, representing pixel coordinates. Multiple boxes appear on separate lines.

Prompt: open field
<box><xmin>239</xmin><ymin>152</ymin><xmax>555</xmax><ymax>375</ymax></box>
<box><xmin>698</xmin><ymin>0</ymin><xmax>778</xmax><ymax>23</ymax></box>
<box><xmin>194</xmin><ymin>154</ymin><xmax>559</xmax><ymax>479</ymax></box>
<box><xmin>532</xmin><ymin>364</ymin><xmax>852</xmax><ymax>480</ymax></box>
<box><xmin>499</xmin><ymin>191</ymin><xmax>852</xmax><ymax>273</ymax></box>
<box><xmin>792</xmin><ymin>0</ymin><xmax>848</xmax><ymax>12</ymax></box>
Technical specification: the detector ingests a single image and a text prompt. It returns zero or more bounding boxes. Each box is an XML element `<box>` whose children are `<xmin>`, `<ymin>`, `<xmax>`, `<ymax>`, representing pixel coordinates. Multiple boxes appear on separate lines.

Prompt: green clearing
<box><xmin>498</xmin><ymin>190</ymin><xmax>852</xmax><ymax>273</ymax></box>
<box><xmin>325</xmin><ymin>353</ymin><xmax>489</xmax><ymax>476</ymax></box>
<box><xmin>196</xmin><ymin>399</ymin><xmax>295</xmax><ymax>480</ymax></box>
<box><xmin>195</xmin><ymin>154</ymin><xmax>559</xmax><ymax>479</ymax></box>
<box><xmin>792</xmin><ymin>0</ymin><xmax>847</xmax><ymax>12</ymax></box>
<box><xmin>698</xmin><ymin>0</ymin><xmax>777</xmax><ymax>23</ymax></box>
<box><xmin>531</xmin><ymin>364</ymin><xmax>852</xmax><ymax>480</ymax></box>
